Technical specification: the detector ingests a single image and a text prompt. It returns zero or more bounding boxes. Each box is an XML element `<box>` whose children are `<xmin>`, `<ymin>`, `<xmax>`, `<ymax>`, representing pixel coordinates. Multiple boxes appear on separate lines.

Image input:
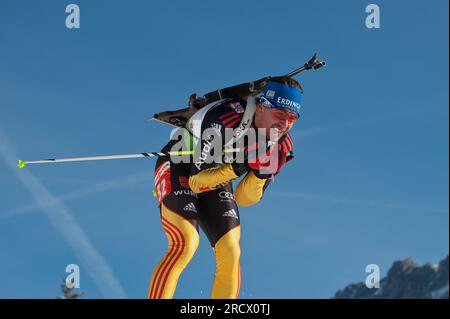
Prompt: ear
<box><xmin>256</xmin><ymin>104</ymin><xmax>265</xmax><ymax>112</ymax></box>
<box><xmin>254</xmin><ymin>104</ymin><xmax>263</xmax><ymax>127</ymax></box>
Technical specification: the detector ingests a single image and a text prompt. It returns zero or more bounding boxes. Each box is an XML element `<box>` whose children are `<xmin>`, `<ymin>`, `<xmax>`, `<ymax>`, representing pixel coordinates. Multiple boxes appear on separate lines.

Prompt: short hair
<box><xmin>269</xmin><ymin>76</ymin><xmax>304</xmax><ymax>94</ymax></box>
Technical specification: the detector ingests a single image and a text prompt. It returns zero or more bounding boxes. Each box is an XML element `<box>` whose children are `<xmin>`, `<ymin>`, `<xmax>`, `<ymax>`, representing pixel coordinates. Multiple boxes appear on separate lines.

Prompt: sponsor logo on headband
<box><xmin>277</xmin><ymin>97</ymin><xmax>301</xmax><ymax>109</ymax></box>
<box><xmin>265</xmin><ymin>90</ymin><xmax>276</xmax><ymax>98</ymax></box>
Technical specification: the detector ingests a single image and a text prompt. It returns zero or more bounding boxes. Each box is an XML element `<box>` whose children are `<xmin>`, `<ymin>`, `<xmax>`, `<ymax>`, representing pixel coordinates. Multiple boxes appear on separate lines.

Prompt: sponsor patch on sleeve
<box><xmin>229</xmin><ymin>102</ymin><xmax>244</xmax><ymax>113</ymax></box>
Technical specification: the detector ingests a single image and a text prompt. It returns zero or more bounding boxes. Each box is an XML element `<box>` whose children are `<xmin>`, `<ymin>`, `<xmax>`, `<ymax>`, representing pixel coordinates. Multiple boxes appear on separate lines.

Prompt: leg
<box><xmin>211</xmin><ymin>224</ymin><xmax>241</xmax><ymax>299</ymax></box>
<box><xmin>148</xmin><ymin>153</ymin><xmax>200</xmax><ymax>299</ymax></box>
<box><xmin>148</xmin><ymin>202</ymin><xmax>199</xmax><ymax>299</ymax></box>
<box><xmin>197</xmin><ymin>184</ymin><xmax>242</xmax><ymax>299</ymax></box>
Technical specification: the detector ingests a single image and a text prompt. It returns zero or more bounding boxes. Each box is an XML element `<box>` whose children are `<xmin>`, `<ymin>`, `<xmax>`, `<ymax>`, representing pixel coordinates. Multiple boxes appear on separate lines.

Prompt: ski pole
<box><xmin>17</xmin><ymin>148</ymin><xmax>240</xmax><ymax>169</ymax></box>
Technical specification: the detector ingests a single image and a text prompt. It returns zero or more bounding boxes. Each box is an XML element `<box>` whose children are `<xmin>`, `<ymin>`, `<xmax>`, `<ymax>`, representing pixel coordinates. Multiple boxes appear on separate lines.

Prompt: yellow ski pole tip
<box><xmin>18</xmin><ymin>160</ymin><xmax>27</xmax><ymax>169</ymax></box>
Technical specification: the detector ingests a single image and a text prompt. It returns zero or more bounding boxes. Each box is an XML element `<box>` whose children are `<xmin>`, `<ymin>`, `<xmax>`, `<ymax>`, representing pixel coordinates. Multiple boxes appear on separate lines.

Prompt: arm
<box><xmin>234</xmin><ymin>171</ymin><xmax>271</xmax><ymax>206</ymax></box>
<box><xmin>234</xmin><ymin>133</ymin><xmax>295</xmax><ymax>206</ymax></box>
<box><xmin>188</xmin><ymin>101</ymin><xmax>245</xmax><ymax>193</ymax></box>
<box><xmin>188</xmin><ymin>163</ymin><xmax>239</xmax><ymax>193</ymax></box>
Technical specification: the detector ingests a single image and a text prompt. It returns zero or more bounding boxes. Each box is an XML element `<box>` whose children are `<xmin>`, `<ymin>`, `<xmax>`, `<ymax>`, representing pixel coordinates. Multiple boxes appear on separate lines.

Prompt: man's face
<box><xmin>254</xmin><ymin>104</ymin><xmax>298</xmax><ymax>141</ymax></box>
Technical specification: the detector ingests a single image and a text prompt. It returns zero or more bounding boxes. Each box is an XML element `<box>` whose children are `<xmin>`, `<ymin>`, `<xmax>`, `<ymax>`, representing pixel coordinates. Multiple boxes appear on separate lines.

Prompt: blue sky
<box><xmin>0</xmin><ymin>0</ymin><xmax>448</xmax><ymax>298</ymax></box>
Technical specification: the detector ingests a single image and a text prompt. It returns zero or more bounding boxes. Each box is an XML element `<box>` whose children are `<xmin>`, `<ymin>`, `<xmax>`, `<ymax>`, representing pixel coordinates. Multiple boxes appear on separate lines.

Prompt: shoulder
<box><xmin>201</xmin><ymin>98</ymin><xmax>247</xmax><ymax>131</ymax></box>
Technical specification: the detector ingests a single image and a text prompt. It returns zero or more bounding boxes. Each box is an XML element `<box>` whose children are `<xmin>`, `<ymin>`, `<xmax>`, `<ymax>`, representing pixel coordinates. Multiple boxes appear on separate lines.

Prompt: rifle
<box><xmin>151</xmin><ymin>53</ymin><xmax>326</xmax><ymax>128</ymax></box>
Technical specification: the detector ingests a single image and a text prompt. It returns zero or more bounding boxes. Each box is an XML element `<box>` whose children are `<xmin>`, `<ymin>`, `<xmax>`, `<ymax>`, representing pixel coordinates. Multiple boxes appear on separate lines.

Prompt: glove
<box><xmin>246</xmin><ymin>134</ymin><xmax>294</xmax><ymax>179</ymax></box>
